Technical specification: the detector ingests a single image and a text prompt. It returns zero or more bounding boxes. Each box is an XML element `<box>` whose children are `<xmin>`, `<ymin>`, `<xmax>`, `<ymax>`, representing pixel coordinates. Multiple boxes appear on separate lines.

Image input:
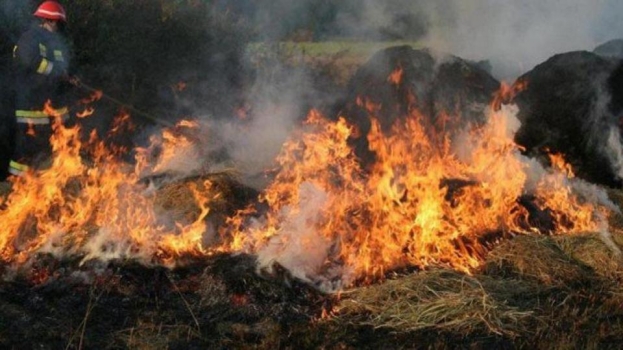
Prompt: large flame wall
<box><xmin>0</xmin><ymin>97</ymin><xmax>610</xmax><ymax>291</ymax></box>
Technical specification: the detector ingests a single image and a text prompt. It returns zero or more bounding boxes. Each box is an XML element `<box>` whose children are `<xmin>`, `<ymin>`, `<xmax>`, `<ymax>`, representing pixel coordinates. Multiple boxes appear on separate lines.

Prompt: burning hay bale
<box><xmin>0</xmin><ymin>116</ymin><xmax>263</xmax><ymax>269</ymax></box>
<box><xmin>153</xmin><ymin>172</ymin><xmax>259</xmax><ymax>230</ymax></box>
<box><xmin>215</xmin><ymin>48</ymin><xmax>619</xmax><ymax>294</ymax></box>
<box><xmin>336</xmin><ymin>45</ymin><xmax>500</xmax><ymax>167</ymax></box>
<box><xmin>512</xmin><ymin>50</ymin><xmax>623</xmax><ymax>187</ymax></box>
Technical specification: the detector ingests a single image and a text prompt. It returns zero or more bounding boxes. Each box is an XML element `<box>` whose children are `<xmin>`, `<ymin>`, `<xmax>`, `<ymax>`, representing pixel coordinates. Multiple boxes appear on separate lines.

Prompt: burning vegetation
<box><xmin>1</xmin><ymin>45</ymin><xmax>623</xmax><ymax>348</ymax></box>
<box><xmin>0</xmin><ymin>69</ymin><xmax>613</xmax><ymax>288</ymax></box>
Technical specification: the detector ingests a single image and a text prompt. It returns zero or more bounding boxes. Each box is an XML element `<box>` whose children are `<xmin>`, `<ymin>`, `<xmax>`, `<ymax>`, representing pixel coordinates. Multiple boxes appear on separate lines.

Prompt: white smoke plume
<box><xmin>328</xmin><ymin>0</ymin><xmax>623</xmax><ymax>80</ymax></box>
<box><xmin>255</xmin><ymin>182</ymin><xmax>335</xmax><ymax>288</ymax></box>
<box><xmin>416</xmin><ymin>0</ymin><xmax>623</xmax><ymax>80</ymax></box>
<box><xmin>606</xmin><ymin>126</ymin><xmax>623</xmax><ymax>179</ymax></box>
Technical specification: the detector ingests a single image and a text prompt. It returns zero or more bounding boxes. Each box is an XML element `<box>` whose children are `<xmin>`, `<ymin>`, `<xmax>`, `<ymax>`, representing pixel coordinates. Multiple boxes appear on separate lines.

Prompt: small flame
<box><xmin>26</xmin><ymin>124</ymin><xmax>36</xmax><ymax>136</ymax></box>
<box><xmin>491</xmin><ymin>79</ymin><xmax>528</xmax><ymax>110</ymax></box>
<box><xmin>173</xmin><ymin>81</ymin><xmax>187</xmax><ymax>92</ymax></box>
<box><xmin>388</xmin><ymin>65</ymin><xmax>404</xmax><ymax>86</ymax></box>
<box><xmin>548</xmin><ymin>152</ymin><xmax>575</xmax><ymax>178</ymax></box>
<box><xmin>134</xmin><ymin>119</ymin><xmax>201</xmax><ymax>176</ymax></box>
<box><xmin>76</xmin><ymin>107</ymin><xmax>95</xmax><ymax>118</ymax></box>
<box><xmin>43</xmin><ymin>100</ymin><xmax>65</xmax><ymax>122</ymax></box>
<box><xmin>81</xmin><ymin>90</ymin><xmax>103</xmax><ymax>104</ymax></box>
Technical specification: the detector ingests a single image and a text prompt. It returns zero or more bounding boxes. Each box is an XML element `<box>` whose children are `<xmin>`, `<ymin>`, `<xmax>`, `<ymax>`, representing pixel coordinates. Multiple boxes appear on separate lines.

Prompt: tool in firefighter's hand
<box><xmin>73</xmin><ymin>79</ymin><xmax>174</xmax><ymax>128</ymax></box>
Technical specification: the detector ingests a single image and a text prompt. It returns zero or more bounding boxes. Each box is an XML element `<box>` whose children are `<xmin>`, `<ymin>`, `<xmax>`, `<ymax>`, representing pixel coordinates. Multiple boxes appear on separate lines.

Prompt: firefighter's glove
<box><xmin>60</xmin><ymin>73</ymin><xmax>81</xmax><ymax>87</ymax></box>
<box><xmin>67</xmin><ymin>75</ymin><xmax>81</xmax><ymax>87</ymax></box>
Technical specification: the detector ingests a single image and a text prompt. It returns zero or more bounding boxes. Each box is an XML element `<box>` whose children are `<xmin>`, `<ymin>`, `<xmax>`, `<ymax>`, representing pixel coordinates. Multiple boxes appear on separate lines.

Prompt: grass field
<box><xmin>247</xmin><ymin>40</ymin><xmax>421</xmax><ymax>59</ymax></box>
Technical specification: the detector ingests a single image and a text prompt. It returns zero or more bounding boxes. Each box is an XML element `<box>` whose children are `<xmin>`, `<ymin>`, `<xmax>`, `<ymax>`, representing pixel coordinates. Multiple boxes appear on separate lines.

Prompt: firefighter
<box><xmin>9</xmin><ymin>1</ymin><xmax>78</xmax><ymax>176</ymax></box>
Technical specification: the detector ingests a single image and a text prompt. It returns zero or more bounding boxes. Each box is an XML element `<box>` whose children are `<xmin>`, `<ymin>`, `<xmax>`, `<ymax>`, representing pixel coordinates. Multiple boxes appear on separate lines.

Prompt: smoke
<box><xmin>415</xmin><ymin>0</ymin><xmax>623</xmax><ymax>80</ymax></box>
<box><xmin>215</xmin><ymin>63</ymin><xmax>317</xmax><ymax>188</ymax></box>
<box><xmin>590</xmin><ymin>82</ymin><xmax>623</xmax><ymax>182</ymax></box>
<box><xmin>267</xmin><ymin>0</ymin><xmax>622</xmax><ymax>80</ymax></box>
<box><xmin>255</xmin><ymin>182</ymin><xmax>334</xmax><ymax>289</ymax></box>
<box><xmin>605</xmin><ymin>126</ymin><xmax>623</xmax><ymax>178</ymax></box>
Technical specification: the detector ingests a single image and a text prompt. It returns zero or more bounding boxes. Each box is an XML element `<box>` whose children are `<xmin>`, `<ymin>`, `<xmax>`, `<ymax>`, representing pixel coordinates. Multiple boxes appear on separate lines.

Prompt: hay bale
<box><xmin>153</xmin><ymin>172</ymin><xmax>258</xmax><ymax>227</ymax></box>
<box><xmin>513</xmin><ymin>51</ymin><xmax>623</xmax><ymax>186</ymax></box>
<box><xmin>154</xmin><ymin>178</ymin><xmax>210</xmax><ymax>224</ymax></box>
<box><xmin>335</xmin><ymin>45</ymin><xmax>500</xmax><ymax>168</ymax></box>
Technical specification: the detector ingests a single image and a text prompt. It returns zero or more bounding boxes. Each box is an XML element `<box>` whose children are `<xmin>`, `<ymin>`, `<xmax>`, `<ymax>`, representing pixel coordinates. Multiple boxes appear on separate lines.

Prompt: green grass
<box><xmin>247</xmin><ymin>40</ymin><xmax>421</xmax><ymax>60</ymax></box>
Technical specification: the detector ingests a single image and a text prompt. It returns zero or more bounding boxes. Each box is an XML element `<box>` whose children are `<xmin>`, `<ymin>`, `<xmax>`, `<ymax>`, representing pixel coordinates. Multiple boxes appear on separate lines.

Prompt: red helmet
<box><xmin>33</xmin><ymin>1</ymin><xmax>67</xmax><ymax>22</ymax></box>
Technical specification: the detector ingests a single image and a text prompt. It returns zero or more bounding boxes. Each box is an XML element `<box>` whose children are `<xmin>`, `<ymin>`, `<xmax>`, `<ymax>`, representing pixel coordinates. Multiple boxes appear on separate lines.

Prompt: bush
<box><xmin>64</xmin><ymin>0</ymin><xmax>251</xmax><ymax>123</ymax></box>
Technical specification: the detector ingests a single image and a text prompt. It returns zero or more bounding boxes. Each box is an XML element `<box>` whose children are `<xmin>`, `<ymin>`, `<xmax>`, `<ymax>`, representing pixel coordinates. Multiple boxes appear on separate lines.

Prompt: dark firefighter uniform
<box><xmin>10</xmin><ymin>24</ymin><xmax>71</xmax><ymax>176</ymax></box>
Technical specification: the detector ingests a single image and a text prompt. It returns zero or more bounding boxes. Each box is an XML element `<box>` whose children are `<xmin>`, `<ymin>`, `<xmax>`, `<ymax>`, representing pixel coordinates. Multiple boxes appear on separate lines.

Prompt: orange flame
<box><xmin>226</xmin><ymin>100</ymin><xmax>607</xmax><ymax>289</ymax></box>
<box><xmin>388</xmin><ymin>65</ymin><xmax>403</xmax><ymax>86</ymax></box>
<box><xmin>0</xmin><ymin>115</ymin><xmax>221</xmax><ymax>267</ymax></box>
<box><xmin>76</xmin><ymin>107</ymin><xmax>95</xmax><ymax>118</ymax></box>
<box><xmin>43</xmin><ymin>100</ymin><xmax>66</xmax><ymax>121</ymax></box>
<box><xmin>548</xmin><ymin>152</ymin><xmax>575</xmax><ymax>178</ymax></box>
<box><xmin>173</xmin><ymin>81</ymin><xmax>187</xmax><ymax>92</ymax></box>
<box><xmin>81</xmin><ymin>90</ymin><xmax>103</xmax><ymax>104</ymax></box>
<box><xmin>0</xmin><ymin>84</ymin><xmax>611</xmax><ymax>292</ymax></box>
<box><xmin>26</xmin><ymin>124</ymin><xmax>36</xmax><ymax>136</ymax></box>
<box><xmin>491</xmin><ymin>79</ymin><xmax>528</xmax><ymax>111</ymax></box>
<box><xmin>134</xmin><ymin>119</ymin><xmax>201</xmax><ymax>176</ymax></box>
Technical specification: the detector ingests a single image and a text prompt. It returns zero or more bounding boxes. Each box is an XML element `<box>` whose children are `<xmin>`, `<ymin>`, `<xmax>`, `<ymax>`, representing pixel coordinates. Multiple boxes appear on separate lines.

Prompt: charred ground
<box><xmin>1</xmin><ymin>223</ymin><xmax>622</xmax><ymax>349</ymax></box>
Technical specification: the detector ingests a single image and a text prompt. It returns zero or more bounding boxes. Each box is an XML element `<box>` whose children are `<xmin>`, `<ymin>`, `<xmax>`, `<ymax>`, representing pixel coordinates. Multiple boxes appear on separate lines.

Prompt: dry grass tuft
<box><xmin>116</xmin><ymin>320</ymin><xmax>201</xmax><ymax>350</ymax></box>
<box><xmin>555</xmin><ymin>232</ymin><xmax>623</xmax><ymax>281</ymax></box>
<box><xmin>337</xmin><ymin>269</ymin><xmax>536</xmax><ymax>337</ymax></box>
<box><xmin>483</xmin><ymin>235</ymin><xmax>597</xmax><ymax>286</ymax></box>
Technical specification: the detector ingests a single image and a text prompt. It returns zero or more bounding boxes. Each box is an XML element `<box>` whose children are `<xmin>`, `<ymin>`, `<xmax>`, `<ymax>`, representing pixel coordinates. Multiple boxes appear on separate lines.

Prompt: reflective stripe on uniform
<box><xmin>37</xmin><ymin>58</ymin><xmax>54</xmax><ymax>75</ymax></box>
<box><xmin>16</xmin><ymin>110</ymin><xmax>48</xmax><ymax>118</ymax></box>
<box><xmin>15</xmin><ymin>107</ymin><xmax>69</xmax><ymax>124</ymax></box>
<box><xmin>39</xmin><ymin>43</ymin><xmax>47</xmax><ymax>57</ymax></box>
<box><xmin>53</xmin><ymin>50</ymin><xmax>64</xmax><ymax>62</ymax></box>
<box><xmin>16</xmin><ymin>117</ymin><xmax>50</xmax><ymax>124</ymax></box>
<box><xmin>9</xmin><ymin>160</ymin><xmax>29</xmax><ymax>176</ymax></box>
